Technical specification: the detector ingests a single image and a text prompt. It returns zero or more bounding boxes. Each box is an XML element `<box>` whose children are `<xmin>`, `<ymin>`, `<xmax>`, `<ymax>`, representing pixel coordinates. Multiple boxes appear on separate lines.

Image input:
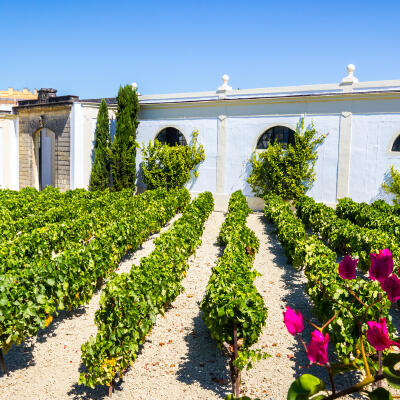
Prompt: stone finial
<box><xmin>217</xmin><ymin>74</ymin><xmax>232</xmax><ymax>92</ymax></box>
<box><xmin>132</xmin><ymin>82</ymin><xmax>138</xmax><ymax>90</ymax></box>
<box><xmin>341</xmin><ymin>64</ymin><xmax>359</xmax><ymax>85</ymax></box>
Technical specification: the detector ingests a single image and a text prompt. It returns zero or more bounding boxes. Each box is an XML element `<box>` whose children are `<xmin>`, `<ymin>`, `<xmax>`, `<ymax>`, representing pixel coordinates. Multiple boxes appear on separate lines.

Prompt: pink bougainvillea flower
<box><xmin>381</xmin><ymin>274</ymin><xmax>400</xmax><ymax>303</ymax></box>
<box><xmin>307</xmin><ymin>330</ymin><xmax>329</xmax><ymax>365</ymax></box>
<box><xmin>369</xmin><ymin>249</ymin><xmax>393</xmax><ymax>283</ymax></box>
<box><xmin>338</xmin><ymin>255</ymin><xmax>358</xmax><ymax>279</ymax></box>
<box><xmin>366</xmin><ymin>318</ymin><xmax>400</xmax><ymax>351</ymax></box>
<box><xmin>283</xmin><ymin>306</ymin><xmax>304</xmax><ymax>336</ymax></box>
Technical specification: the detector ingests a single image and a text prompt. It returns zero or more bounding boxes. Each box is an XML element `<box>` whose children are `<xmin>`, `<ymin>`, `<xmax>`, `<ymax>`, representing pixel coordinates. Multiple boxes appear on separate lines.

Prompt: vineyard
<box><xmin>1</xmin><ymin>188</ymin><xmax>400</xmax><ymax>399</ymax></box>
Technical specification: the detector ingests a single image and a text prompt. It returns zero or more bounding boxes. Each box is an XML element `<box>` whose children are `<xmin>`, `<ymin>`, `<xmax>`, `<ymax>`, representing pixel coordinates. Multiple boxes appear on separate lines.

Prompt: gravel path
<box><xmin>0</xmin><ymin>210</ymin><xmax>382</xmax><ymax>399</ymax></box>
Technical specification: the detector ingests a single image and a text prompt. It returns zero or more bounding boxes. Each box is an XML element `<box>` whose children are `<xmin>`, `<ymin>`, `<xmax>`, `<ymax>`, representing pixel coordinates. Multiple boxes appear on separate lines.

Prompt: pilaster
<box><xmin>336</xmin><ymin>111</ymin><xmax>352</xmax><ymax>199</ymax></box>
<box><xmin>216</xmin><ymin>115</ymin><xmax>227</xmax><ymax>194</ymax></box>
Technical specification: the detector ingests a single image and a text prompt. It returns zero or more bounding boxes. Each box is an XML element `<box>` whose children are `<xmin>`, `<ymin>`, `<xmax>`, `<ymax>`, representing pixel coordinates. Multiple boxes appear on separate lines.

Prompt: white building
<box><xmin>1</xmin><ymin>65</ymin><xmax>400</xmax><ymax>208</ymax></box>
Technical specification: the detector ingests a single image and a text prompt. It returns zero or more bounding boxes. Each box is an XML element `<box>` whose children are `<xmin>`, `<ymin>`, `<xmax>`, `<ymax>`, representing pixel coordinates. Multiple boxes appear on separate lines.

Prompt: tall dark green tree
<box><xmin>111</xmin><ymin>84</ymin><xmax>139</xmax><ymax>190</ymax></box>
<box><xmin>89</xmin><ymin>99</ymin><xmax>111</xmax><ymax>190</ymax></box>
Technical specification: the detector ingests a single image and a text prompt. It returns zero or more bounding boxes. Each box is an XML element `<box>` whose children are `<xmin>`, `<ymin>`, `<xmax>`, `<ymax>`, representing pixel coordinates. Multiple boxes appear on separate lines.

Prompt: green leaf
<box><xmin>287</xmin><ymin>374</ymin><xmax>326</xmax><ymax>400</ymax></box>
<box><xmin>36</xmin><ymin>294</ymin><xmax>46</xmax><ymax>304</ymax></box>
<box><xmin>368</xmin><ymin>387</ymin><xmax>393</xmax><ymax>400</ymax></box>
<box><xmin>47</xmin><ymin>278</ymin><xmax>55</xmax><ymax>286</ymax></box>
<box><xmin>330</xmin><ymin>362</ymin><xmax>357</xmax><ymax>376</ymax></box>
<box><xmin>383</xmin><ymin>353</ymin><xmax>400</xmax><ymax>389</ymax></box>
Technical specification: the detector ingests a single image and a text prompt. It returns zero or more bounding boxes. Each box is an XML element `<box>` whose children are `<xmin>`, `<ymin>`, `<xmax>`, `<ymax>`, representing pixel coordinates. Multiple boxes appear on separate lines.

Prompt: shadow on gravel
<box><xmin>176</xmin><ymin>312</ymin><xmax>230</xmax><ymax>398</ymax></box>
<box><xmin>67</xmin><ymin>380</ymin><xmax>112</xmax><ymax>400</ymax></box>
<box><xmin>262</xmin><ymin>216</ymin><xmax>363</xmax><ymax>398</ymax></box>
<box><xmin>1</xmin><ymin>306</ymin><xmax>86</xmax><ymax>377</ymax></box>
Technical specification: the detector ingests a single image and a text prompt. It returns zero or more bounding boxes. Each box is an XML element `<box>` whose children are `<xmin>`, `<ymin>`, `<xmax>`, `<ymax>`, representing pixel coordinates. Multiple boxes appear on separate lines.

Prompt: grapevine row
<box><xmin>336</xmin><ymin>197</ymin><xmax>400</xmax><ymax>239</ymax></box>
<box><xmin>201</xmin><ymin>190</ymin><xmax>267</xmax><ymax>396</ymax></box>
<box><xmin>1</xmin><ymin>188</ymin><xmax>189</xmax><ymax>358</ymax></box>
<box><xmin>264</xmin><ymin>193</ymin><xmax>392</xmax><ymax>359</ymax></box>
<box><xmin>0</xmin><ymin>189</ymin><xmax>153</xmax><ymax>274</ymax></box>
<box><xmin>79</xmin><ymin>191</ymin><xmax>214</xmax><ymax>392</ymax></box>
<box><xmin>0</xmin><ymin>186</ymin><xmax>87</xmax><ymax>224</ymax></box>
<box><xmin>0</xmin><ymin>188</ymin><xmax>111</xmax><ymax>243</ymax></box>
<box><xmin>296</xmin><ymin>196</ymin><xmax>400</xmax><ymax>270</ymax></box>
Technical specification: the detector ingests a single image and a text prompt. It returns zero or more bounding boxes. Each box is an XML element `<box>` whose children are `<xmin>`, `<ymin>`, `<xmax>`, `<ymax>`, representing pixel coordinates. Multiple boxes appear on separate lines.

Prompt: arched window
<box><xmin>392</xmin><ymin>135</ymin><xmax>400</xmax><ymax>152</ymax></box>
<box><xmin>156</xmin><ymin>127</ymin><xmax>187</xmax><ymax>146</ymax></box>
<box><xmin>256</xmin><ymin>126</ymin><xmax>295</xmax><ymax>150</ymax></box>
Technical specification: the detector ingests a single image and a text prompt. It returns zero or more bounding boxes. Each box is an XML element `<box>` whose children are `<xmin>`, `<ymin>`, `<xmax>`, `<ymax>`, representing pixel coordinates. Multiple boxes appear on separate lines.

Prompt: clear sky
<box><xmin>1</xmin><ymin>0</ymin><xmax>399</xmax><ymax>99</ymax></box>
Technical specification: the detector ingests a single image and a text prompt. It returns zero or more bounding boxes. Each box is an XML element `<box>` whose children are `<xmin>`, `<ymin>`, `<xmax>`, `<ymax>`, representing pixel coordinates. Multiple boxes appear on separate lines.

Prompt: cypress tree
<box><xmin>89</xmin><ymin>99</ymin><xmax>111</xmax><ymax>191</ymax></box>
<box><xmin>111</xmin><ymin>84</ymin><xmax>139</xmax><ymax>190</ymax></box>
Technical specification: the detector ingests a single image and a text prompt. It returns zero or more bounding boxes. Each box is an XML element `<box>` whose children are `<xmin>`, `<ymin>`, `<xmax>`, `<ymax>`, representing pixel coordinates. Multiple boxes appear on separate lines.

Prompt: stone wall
<box><xmin>18</xmin><ymin>105</ymin><xmax>72</xmax><ymax>190</ymax></box>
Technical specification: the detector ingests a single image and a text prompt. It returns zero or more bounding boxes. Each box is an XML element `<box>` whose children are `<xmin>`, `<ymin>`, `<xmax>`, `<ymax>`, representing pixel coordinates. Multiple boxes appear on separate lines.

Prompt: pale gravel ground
<box><xmin>0</xmin><ymin>210</ymin><xmax>389</xmax><ymax>399</ymax></box>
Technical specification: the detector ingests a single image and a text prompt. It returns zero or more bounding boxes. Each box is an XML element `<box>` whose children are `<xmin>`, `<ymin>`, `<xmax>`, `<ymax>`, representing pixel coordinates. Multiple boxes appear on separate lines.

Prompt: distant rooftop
<box><xmin>0</xmin><ymin>87</ymin><xmax>37</xmax><ymax>105</ymax></box>
<box><xmin>14</xmin><ymin>88</ymin><xmax>79</xmax><ymax>109</ymax></box>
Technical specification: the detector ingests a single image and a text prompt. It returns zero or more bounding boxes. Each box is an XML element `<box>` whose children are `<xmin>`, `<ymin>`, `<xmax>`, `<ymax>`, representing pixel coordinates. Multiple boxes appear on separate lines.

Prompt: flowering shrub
<box><xmin>284</xmin><ymin>251</ymin><xmax>400</xmax><ymax>399</ymax></box>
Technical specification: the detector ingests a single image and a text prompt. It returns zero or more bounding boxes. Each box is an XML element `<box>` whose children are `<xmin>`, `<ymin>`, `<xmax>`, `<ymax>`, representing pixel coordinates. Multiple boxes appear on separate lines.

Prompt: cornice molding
<box><xmin>135</xmin><ymin>91</ymin><xmax>400</xmax><ymax>111</ymax></box>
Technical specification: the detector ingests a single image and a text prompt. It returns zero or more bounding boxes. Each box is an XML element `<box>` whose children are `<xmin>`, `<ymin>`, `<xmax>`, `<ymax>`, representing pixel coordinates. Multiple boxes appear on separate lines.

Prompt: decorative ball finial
<box><xmin>217</xmin><ymin>74</ymin><xmax>232</xmax><ymax>92</ymax></box>
<box><xmin>132</xmin><ymin>82</ymin><xmax>138</xmax><ymax>90</ymax></box>
<box><xmin>347</xmin><ymin>64</ymin><xmax>356</xmax><ymax>74</ymax></box>
<box><xmin>341</xmin><ymin>64</ymin><xmax>359</xmax><ymax>85</ymax></box>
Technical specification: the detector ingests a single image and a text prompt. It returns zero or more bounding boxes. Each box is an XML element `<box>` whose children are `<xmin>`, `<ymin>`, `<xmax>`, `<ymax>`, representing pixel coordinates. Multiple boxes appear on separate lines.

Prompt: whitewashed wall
<box><xmin>350</xmin><ymin>112</ymin><xmax>400</xmax><ymax>203</ymax></box>
<box><xmin>0</xmin><ymin>115</ymin><xmax>18</xmax><ymax>190</ymax></box>
<box><xmin>79</xmin><ymin>95</ymin><xmax>400</xmax><ymax>207</ymax></box>
<box><xmin>76</xmin><ymin>104</ymin><xmax>116</xmax><ymax>189</ymax></box>
<box><xmin>303</xmin><ymin>115</ymin><xmax>340</xmax><ymax>204</ymax></box>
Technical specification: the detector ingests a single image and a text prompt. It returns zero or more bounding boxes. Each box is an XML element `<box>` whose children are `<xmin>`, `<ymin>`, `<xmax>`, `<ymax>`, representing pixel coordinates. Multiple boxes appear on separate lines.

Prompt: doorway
<box><xmin>33</xmin><ymin>128</ymin><xmax>55</xmax><ymax>190</ymax></box>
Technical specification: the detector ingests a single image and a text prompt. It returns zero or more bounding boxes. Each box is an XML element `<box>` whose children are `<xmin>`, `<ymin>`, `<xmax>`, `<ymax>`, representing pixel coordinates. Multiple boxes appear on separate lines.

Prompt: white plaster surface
<box><xmin>349</xmin><ymin>113</ymin><xmax>400</xmax><ymax>203</ymax></box>
<box><xmin>0</xmin><ymin>117</ymin><xmax>18</xmax><ymax>189</ymax></box>
<box><xmin>16</xmin><ymin>76</ymin><xmax>400</xmax><ymax>204</ymax></box>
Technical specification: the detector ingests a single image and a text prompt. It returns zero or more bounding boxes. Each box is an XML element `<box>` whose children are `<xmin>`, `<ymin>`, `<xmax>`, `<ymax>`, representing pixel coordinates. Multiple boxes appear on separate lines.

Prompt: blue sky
<box><xmin>1</xmin><ymin>0</ymin><xmax>399</xmax><ymax>98</ymax></box>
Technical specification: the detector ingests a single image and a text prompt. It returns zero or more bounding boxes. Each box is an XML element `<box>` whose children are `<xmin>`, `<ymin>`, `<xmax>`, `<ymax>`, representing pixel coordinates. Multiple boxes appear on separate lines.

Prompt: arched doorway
<box><xmin>155</xmin><ymin>127</ymin><xmax>187</xmax><ymax>146</ymax></box>
<box><xmin>33</xmin><ymin>128</ymin><xmax>56</xmax><ymax>190</ymax></box>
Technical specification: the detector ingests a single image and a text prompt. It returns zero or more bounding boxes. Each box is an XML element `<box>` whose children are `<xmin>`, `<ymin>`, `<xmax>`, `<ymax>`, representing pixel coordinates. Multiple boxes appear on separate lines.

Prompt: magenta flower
<box><xmin>307</xmin><ymin>330</ymin><xmax>329</xmax><ymax>365</ymax></box>
<box><xmin>380</xmin><ymin>274</ymin><xmax>400</xmax><ymax>303</ymax></box>
<box><xmin>283</xmin><ymin>306</ymin><xmax>304</xmax><ymax>336</ymax></box>
<box><xmin>338</xmin><ymin>255</ymin><xmax>357</xmax><ymax>279</ymax></box>
<box><xmin>366</xmin><ymin>318</ymin><xmax>400</xmax><ymax>351</ymax></box>
<box><xmin>369</xmin><ymin>249</ymin><xmax>393</xmax><ymax>283</ymax></box>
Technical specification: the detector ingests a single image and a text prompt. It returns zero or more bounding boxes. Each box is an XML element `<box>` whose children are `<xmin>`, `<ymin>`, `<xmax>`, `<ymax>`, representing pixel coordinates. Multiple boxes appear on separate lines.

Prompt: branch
<box><xmin>324</xmin><ymin>375</ymin><xmax>384</xmax><ymax>400</ymax></box>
